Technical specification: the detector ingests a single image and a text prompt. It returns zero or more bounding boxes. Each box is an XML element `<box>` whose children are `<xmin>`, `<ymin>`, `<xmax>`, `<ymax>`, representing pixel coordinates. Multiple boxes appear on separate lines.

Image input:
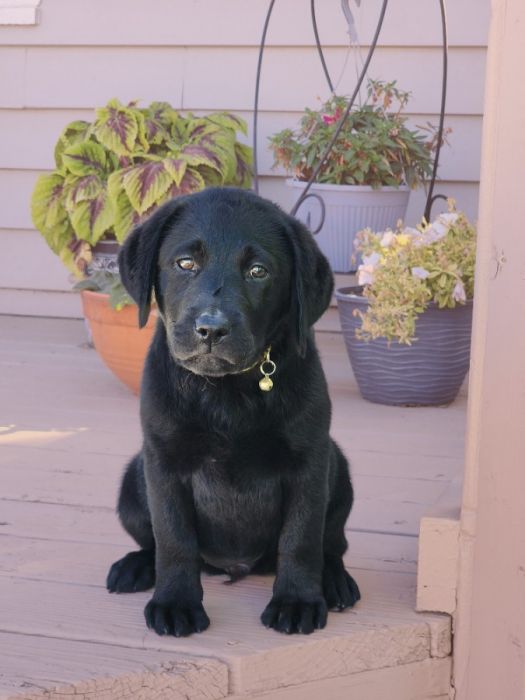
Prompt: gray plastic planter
<box><xmin>336</xmin><ymin>287</ymin><xmax>473</xmax><ymax>406</ymax></box>
<box><xmin>288</xmin><ymin>180</ymin><xmax>410</xmax><ymax>273</ymax></box>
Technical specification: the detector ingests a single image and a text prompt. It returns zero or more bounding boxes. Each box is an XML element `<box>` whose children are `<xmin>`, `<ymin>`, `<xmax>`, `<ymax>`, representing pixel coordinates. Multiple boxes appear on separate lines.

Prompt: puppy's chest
<box><xmin>191</xmin><ymin>463</ymin><xmax>281</xmax><ymax>520</ymax></box>
<box><xmin>191</xmin><ymin>461</ymin><xmax>283</xmax><ymax>561</ymax></box>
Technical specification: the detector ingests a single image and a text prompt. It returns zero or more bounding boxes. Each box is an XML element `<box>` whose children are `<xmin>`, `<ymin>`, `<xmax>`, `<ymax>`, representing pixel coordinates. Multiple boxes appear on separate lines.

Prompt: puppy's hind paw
<box><xmin>106</xmin><ymin>550</ymin><xmax>155</xmax><ymax>593</ymax></box>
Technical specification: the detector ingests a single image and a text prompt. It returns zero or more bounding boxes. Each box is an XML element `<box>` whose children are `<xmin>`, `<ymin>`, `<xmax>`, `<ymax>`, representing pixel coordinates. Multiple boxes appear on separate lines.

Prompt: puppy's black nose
<box><xmin>194</xmin><ymin>312</ymin><xmax>231</xmax><ymax>344</ymax></box>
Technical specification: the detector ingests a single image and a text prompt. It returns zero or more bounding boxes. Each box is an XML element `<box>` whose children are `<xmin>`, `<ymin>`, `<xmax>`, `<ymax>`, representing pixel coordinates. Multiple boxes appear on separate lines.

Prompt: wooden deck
<box><xmin>0</xmin><ymin>315</ymin><xmax>466</xmax><ymax>699</ymax></box>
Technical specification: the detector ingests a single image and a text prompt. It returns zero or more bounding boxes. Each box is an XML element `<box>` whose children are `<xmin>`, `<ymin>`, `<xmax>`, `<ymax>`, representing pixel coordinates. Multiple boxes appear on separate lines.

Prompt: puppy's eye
<box><xmin>176</xmin><ymin>257</ymin><xmax>196</xmax><ymax>271</ymax></box>
<box><xmin>248</xmin><ymin>264</ymin><xmax>268</xmax><ymax>280</ymax></box>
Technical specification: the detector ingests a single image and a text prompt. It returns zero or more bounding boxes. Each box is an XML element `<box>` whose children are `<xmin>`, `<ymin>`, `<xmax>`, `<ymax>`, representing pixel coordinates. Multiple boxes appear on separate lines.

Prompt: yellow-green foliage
<box><xmin>31</xmin><ymin>100</ymin><xmax>252</xmax><ymax>276</ymax></box>
<box><xmin>354</xmin><ymin>204</ymin><xmax>476</xmax><ymax>344</ymax></box>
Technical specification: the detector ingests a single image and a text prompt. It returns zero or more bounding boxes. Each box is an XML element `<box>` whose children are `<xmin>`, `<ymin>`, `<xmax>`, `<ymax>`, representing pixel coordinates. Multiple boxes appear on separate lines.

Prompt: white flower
<box><xmin>425</xmin><ymin>212</ymin><xmax>459</xmax><ymax>243</ymax></box>
<box><xmin>427</xmin><ymin>221</ymin><xmax>447</xmax><ymax>240</ymax></box>
<box><xmin>439</xmin><ymin>212</ymin><xmax>459</xmax><ymax>226</ymax></box>
<box><xmin>362</xmin><ymin>252</ymin><xmax>381</xmax><ymax>267</ymax></box>
<box><xmin>380</xmin><ymin>231</ymin><xmax>395</xmax><ymax>247</ymax></box>
<box><xmin>452</xmin><ymin>280</ymin><xmax>467</xmax><ymax>302</ymax></box>
<box><xmin>358</xmin><ymin>268</ymin><xmax>374</xmax><ymax>285</ymax></box>
<box><xmin>357</xmin><ymin>252</ymin><xmax>380</xmax><ymax>286</ymax></box>
<box><xmin>411</xmin><ymin>266</ymin><xmax>430</xmax><ymax>280</ymax></box>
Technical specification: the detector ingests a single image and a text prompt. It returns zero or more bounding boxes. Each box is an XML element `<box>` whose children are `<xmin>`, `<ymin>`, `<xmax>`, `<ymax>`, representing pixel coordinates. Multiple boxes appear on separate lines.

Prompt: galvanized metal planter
<box><xmin>335</xmin><ymin>286</ymin><xmax>473</xmax><ymax>406</ymax></box>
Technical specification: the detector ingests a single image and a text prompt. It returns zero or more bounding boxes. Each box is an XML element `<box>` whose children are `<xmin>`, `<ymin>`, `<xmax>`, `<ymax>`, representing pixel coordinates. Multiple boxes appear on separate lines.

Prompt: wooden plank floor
<box><xmin>0</xmin><ymin>315</ymin><xmax>465</xmax><ymax>699</ymax></box>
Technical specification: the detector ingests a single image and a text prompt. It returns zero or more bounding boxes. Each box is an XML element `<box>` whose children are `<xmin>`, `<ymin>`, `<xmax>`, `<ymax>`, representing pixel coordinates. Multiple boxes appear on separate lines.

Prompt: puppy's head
<box><xmin>119</xmin><ymin>188</ymin><xmax>333</xmax><ymax>376</ymax></box>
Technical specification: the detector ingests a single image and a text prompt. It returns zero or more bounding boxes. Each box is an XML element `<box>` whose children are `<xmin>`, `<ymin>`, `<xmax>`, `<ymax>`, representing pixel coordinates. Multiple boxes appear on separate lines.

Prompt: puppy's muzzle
<box><xmin>194</xmin><ymin>311</ymin><xmax>231</xmax><ymax>346</ymax></box>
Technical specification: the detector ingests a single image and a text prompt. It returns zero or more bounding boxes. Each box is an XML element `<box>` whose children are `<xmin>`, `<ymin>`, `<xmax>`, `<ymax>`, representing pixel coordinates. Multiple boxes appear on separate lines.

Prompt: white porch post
<box><xmin>454</xmin><ymin>0</ymin><xmax>525</xmax><ymax>697</ymax></box>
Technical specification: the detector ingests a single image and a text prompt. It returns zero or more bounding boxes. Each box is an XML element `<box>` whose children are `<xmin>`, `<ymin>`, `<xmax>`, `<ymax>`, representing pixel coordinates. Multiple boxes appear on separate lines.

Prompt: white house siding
<box><xmin>0</xmin><ymin>0</ymin><xmax>489</xmax><ymax>317</ymax></box>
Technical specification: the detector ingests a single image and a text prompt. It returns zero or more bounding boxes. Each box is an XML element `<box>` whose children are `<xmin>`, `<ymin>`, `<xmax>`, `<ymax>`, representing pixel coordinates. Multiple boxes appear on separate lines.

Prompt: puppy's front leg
<box><xmin>262</xmin><ymin>467</ymin><xmax>328</xmax><ymax>635</ymax></box>
<box><xmin>143</xmin><ymin>448</ymin><xmax>209</xmax><ymax>637</ymax></box>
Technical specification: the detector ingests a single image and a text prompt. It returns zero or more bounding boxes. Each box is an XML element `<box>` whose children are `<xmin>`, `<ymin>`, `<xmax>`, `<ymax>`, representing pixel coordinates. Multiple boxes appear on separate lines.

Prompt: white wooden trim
<box><xmin>0</xmin><ymin>0</ymin><xmax>40</xmax><ymax>25</ymax></box>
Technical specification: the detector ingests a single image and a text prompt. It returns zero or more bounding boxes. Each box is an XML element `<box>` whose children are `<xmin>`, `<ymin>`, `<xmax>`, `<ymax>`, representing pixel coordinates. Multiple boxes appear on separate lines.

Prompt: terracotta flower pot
<box><xmin>80</xmin><ymin>290</ymin><xmax>157</xmax><ymax>395</ymax></box>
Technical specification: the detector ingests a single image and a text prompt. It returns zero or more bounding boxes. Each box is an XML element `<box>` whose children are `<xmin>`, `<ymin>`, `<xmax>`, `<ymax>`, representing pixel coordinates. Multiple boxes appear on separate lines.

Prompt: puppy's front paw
<box><xmin>323</xmin><ymin>557</ymin><xmax>361</xmax><ymax>610</ymax></box>
<box><xmin>261</xmin><ymin>596</ymin><xmax>327</xmax><ymax>635</ymax></box>
<box><xmin>144</xmin><ymin>598</ymin><xmax>210</xmax><ymax>637</ymax></box>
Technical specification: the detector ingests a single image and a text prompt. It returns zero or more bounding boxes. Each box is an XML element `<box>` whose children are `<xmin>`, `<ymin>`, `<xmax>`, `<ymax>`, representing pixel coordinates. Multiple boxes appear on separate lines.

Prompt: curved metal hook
<box><xmin>292</xmin><ymin>192</ymin><xmax>326</xmax><ymax>235</ymax></box>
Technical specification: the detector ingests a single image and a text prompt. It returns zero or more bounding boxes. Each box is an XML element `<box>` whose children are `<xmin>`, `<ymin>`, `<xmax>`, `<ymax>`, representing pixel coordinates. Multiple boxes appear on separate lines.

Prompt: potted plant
<box><xmin>269</xmin><ymin>80</ymin><xmax>441</xmax><ymax>273</ymax></box>
<box><xmin>31</xmin><ymin>99</ymin><xmax>252</xmax><ymax>393</ymax></box>
<box><xmin>335</xmin><ymin>205</ymin><xmax>476</xmax><ymax>406</ymax></box>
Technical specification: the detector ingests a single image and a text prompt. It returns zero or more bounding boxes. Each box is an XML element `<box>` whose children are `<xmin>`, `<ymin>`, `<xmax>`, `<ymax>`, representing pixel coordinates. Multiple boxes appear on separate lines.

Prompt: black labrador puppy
<box><xmin>106</xmin><ymin>187</ymin><xmax>360</xmax><ymax>636</ymax></box>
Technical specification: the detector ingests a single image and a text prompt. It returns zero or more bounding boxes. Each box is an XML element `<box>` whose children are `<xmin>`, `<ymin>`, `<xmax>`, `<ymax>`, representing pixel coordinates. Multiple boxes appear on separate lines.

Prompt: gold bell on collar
<box><xmin>259</xmin><ymin>348</ymin><xmax>276</xmax><ymax>392</ymax></box>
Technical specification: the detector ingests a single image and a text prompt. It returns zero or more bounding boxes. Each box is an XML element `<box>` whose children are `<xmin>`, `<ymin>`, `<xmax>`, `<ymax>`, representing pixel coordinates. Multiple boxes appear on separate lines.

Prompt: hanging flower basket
<box><xmin>287</xmin><ymin>180</ymin><xmax>409</xmax><ymax>272</ymax></box>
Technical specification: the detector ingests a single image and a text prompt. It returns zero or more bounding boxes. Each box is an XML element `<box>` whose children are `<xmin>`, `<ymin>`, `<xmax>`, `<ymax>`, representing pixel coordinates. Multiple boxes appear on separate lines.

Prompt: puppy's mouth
<box><xmin>165</xmin><ymin>319</ymin><xmax>263</xmax><ymax>377</ymax></box>
<box><xmin>177</xmin><ymin>353</ymin><xmax>240</xmax><ymax>377</ymax></box>
<box><xmin>169</xmin><ymin>342</ymin><xmax>263</xmax><ymax>378</ymax></box>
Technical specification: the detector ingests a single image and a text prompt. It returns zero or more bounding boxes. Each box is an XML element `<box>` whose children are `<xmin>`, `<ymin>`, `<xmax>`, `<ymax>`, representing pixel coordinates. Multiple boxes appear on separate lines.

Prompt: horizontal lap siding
<box><xmin>0</xmin><ymin>0</ymin><xmax>489</xmax><ymax>317</ymax></box>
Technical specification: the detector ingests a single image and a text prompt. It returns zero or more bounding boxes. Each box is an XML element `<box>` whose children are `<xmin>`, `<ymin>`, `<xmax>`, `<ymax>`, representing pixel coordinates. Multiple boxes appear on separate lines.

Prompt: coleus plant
<box><xmin>31</xmin><ymin>99</ymin><xmax>252</xmax><ymax>275</ymax></box>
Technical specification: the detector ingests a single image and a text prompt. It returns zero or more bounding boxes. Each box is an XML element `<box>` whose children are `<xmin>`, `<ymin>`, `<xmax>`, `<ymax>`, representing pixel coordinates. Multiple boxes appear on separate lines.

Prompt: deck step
<box><xmin>417</xmin><ymin>477</ymin><xmax>463</xmax><ymax>615</ymax></box>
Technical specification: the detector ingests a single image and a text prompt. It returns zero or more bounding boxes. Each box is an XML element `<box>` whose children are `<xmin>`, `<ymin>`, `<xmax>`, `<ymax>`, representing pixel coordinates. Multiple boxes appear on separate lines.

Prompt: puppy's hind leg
<box><xmin>322</xmin><ymin>441</ymin><xmax>361</xmax><ymax>610</ymax></box>
<box><xmin>107</xmin><ymin>453</ymin><xmax>156</xmax><ymax>593</ymax></box>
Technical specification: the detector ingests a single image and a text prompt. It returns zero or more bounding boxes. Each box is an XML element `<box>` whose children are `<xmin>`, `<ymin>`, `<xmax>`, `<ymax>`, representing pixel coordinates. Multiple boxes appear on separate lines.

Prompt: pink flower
<box><xmin>322</xmin><ymin>107</ymin><xmax>343</xmax><ymax>125</ymax></box>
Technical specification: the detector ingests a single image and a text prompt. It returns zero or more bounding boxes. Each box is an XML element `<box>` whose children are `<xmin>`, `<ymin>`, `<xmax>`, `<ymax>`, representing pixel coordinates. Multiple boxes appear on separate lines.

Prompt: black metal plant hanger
<box><xmin>252</xmin><ymin>0</ymin><xmax>449</xmax><ymax>230</ymax></box>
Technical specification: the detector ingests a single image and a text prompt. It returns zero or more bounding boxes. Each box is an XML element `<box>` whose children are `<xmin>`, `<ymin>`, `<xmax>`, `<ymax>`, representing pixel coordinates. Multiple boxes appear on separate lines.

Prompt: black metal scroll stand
<box><xmin>252</xmin><ymin>0</ymin><xmax>449</xmax><ymax>230</ymax></box>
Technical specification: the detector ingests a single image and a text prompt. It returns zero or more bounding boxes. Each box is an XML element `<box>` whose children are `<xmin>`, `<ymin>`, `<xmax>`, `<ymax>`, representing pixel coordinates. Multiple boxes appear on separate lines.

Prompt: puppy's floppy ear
<box><xmin>118</xmin><ymin>198</ymin><xmax>183</xmax><ymax>328</ymax></box>
<box><xmin>285</xmin><ymin>216</ymin><xmax>334</xmax><ymax>356</ymax></box>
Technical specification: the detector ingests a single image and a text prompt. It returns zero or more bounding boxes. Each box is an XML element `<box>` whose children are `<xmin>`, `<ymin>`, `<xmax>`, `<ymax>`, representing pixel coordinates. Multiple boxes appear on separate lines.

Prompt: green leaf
<box><xmin>65</xmin><ymin>174</ymin><xmax>103</xmax><ymax>209</ymax></box>
<box><xmin>134</xmin><ymin>110</ymin><xmax>150</xmax><ymax>153</ymax></box>
<box><xmin>109</xmin><ymin>280</ymin><xmax>134</xmax><ymax>310</ymax></box>
<box><xmin>54</xmin><ymin>120</ymin><xmax>91</xmax><ymax>170</ymax></box>
<box><xmin>148</xmin><ymin>102</ymin><xmax>179</xmax><ymax>128</ymax></box>
<box><xmin>163</xmin><ymin>157</ymin><xmax>187</xmax><ymax>187</ymax></box>
<box><xmin>60</xmin><ymin>237</ymin><xmax>92</xmax><ymax>276</ymax></box>
<box><xmin>206</xmin><ymin>112</ymin><xmax>248</xmax><ymax>136</ymax></box>
<box><xmin>62</xmin><ymin>141</ymin><xmax>107</xmax><ymax>177</ymax></box>
<box><xmin>113</xmin><ymin>190</ymin><xmax>139</xmax><ymax>243</ymax></box>
<box><xmin>69</xmin><ymin>190</ymin><xmax>114</xmax><ymax>243</ymax></box>
<box><xmin>123</xmin><ymin>160</ymin><xmax>173</xmax><ymax>214</ymax></box>
<box><xmin>31</xmin><ymin>173</ymin><xmax>66</xmax><ymax>233</ymax></box>
<box><xmin>232</xmin><ymin>143</ymin><xmax>253</xmax><ymax>188</ymax></box>
<box><xmin>167</xmin><ymin>168</ymin><xmax>205</xmax><ymax>197</ymax></box>
<box><xmin>94</xmin><ymin>99</ymin><xmax>139</xmax><ymax>156</ymax></box>
<box><xmin>179</xmin><ymin>144</ymin><xmax>224</xmax><ymax>173</ymax></box>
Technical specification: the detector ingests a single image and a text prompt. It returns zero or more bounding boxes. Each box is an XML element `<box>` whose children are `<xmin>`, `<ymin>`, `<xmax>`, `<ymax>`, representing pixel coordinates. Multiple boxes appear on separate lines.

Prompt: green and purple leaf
<box><xmin>62</xmin><ymin>141</ymin><xmax>107</xmax><ymax>177</ymax></box>
<box><xmin>123</xmin><ymin>160</ymin><xmax>173</xmax><ymax>214</ymax></box>
<box><xmin>179</xmin><ymin>144</ymin><xmax>223</xmax><ymax>172</ymax></box>
<box><xmin>65</xmin><ymin>174</ymin><xmax>103</xmax><ymax>208</ymax></box>
<box><xmin>69</xmin><ymin>190</ymin><xmax>114</xmax><ymax>243</ymax></box>
<box><xmin>163</xmin><ymin>158</ymin><xmax>187</xmax><ymax>187</ymax></box>
<box><xmin>167</xmin><ymin>168</ymin><xmax>205</xmax><ymax>197</ymax></box>
<box><xmin>233</xmin><ymin>143</ymin><xmax>253</xmax><ymax>188</ymax></box>
<box><xmin>61</xmin><ymin>238</ymin><xmax>92</xmax><ymax>276</ymax></box>
<box><xmin>94</xmin><ymin>99</ymin><xmax>139</xmax><ymax>156</ymax></box>
<box><xmin>31</xmin><ymin>173</ymin><xmax>65</xmax><ymax>232</ymax></box>
<box><xmin>113</xmin><ymin>190</ymin><xmax>140</xmax><ymax>243</ymax></box>
<box><xmin>206</xmin><ymin>113</ymin><xmax>248</xmax><ymax>136</ymax></box>
<box><xmin>54</xmin><ymin>120</ymin><xmax>91</xmax><ymax>170</ymax></box>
